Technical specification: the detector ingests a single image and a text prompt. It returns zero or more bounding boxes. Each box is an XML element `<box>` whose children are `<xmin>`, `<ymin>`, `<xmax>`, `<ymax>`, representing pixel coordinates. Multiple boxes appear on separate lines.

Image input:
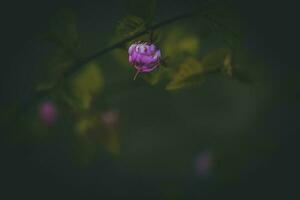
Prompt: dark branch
<box><xmin>22</xmin><ymin>0</ymin><xmax>231</xmax><ymax>110</ymax></box>
<box><xmin>21</xmin><ymin>12</ymin><xmax>194</xmax><ymax>110</ymax></box>
<box><xmin>62</xmin><ymin>12</ymin><xmax>194</xmax><ymax>79</ymax></box>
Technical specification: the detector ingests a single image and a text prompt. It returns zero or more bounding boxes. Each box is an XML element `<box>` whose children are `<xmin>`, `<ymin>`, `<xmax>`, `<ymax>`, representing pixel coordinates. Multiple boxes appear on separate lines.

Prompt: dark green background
<box><xmin>0</xmin><ymin>0</ymin><xmax>298</xmax><ymax>199</ymax></box>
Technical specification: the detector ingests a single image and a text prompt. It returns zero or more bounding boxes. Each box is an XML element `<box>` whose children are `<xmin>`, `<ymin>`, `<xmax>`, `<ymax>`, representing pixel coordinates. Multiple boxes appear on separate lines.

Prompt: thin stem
<box><xmin>133</xmin><ymin>70</ymin><xmax>140</xmax><ymax>80</ymax></box>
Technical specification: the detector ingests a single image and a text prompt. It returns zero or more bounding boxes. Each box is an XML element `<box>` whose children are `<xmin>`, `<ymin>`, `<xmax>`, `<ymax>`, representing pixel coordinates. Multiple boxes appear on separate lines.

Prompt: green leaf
<box><xmin>116</xmin><ymin>15</ymin><xmax>145</xmax><ymax>38</ymax></box>
<box><xmin>166</xmin><ymin>57</ymin><xmax>204</xmax><ymax>90</ymax></box>
<box><xmin>67</xmin><ymin>62</ymin><xmax>104</xmax><ymax>110</ymax></box>
<box><xmin>222</xmin><ymin>52</ymin><xmax>233</xmax><ymax>76</ymax></box>
<box><xmin>162</xmin><ymin>27</ymin><xmax>200</xmax><ymax>59</ymax></box>
<box><xmin>201</xmin><ymin>48</ymin><xmax>229</xmax><ymax>72</ymax></box>
<box><xmin>76</xmin><ymin>115</ymin><xmax>99</xmax><ymax>135</ymax></box>
<box><xmin>165</xmin><ymin>48</ymin><xmax>232</xmax><ymax>90</ymax></box>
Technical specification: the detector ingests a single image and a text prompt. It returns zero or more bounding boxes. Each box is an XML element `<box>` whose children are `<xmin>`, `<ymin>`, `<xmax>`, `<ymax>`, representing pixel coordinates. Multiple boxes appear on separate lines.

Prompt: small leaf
<box><xmin>116</xmin><ymin>15</ymin><xmax>145</xmax><ymax>38</ymax></box>
<box><xmin>77</xmin><ymin>116</ymin><xmax>98</xmax><ymax>135</ymax></box>
<box><xmin>166</xmin><ymin>57</ymin><xmax>204</xmax><ymax>90</ymax></box>
<box><xmin>201</xmin><ymin>48</ymin><xmax>229</xmax><ymax>72</ymax></box>
<box><xmin>68</xmin><ymin>62</ymin><xmax>104</xmax><ymax>110</ymax></box>
<box><xmin>162</xmin><ymin>27</ymin><xmax>200</xmax><ymax>61</ymax></box>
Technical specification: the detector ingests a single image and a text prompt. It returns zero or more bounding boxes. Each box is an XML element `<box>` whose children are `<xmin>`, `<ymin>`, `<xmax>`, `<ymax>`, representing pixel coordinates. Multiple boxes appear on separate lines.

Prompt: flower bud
<box><xmin>128</xmin><ymin>41</ymin><xmax>161</xmax><ymax>73</ymax></box>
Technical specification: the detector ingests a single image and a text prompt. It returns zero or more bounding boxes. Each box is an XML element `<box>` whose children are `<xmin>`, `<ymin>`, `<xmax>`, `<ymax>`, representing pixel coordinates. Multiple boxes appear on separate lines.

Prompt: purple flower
<box><xmin>39</xmin><ymin>101</ymin><xmax>57</xmax><ymax>125</ymax></box>
<box><xmin>128</xmin><ymin>41</ymin><xmax>161</xmax><ymax>78</ymax></box>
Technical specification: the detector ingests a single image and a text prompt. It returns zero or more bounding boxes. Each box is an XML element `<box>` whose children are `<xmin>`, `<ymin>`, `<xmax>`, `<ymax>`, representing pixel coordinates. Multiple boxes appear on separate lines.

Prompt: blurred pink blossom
<box><xmin>39</xmin><ymin>101</ymin><xmax>57</xmax><ymax>125</ymax></box>
<box><xmin>101</xmin><ymin>110</ymin><xmax>120</xmax><ymax>129</ymax></box>
<box><xmin>195</xmin><ymin>150</ymin><xmax>213</xmax><ymax>177</ymax></box>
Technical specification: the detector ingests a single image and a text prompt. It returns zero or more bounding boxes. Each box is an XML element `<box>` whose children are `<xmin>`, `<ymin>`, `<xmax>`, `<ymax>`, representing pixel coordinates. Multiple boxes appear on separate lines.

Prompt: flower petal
<box><xmin>128</xmin><ymin>44</ymin><xmax>137</xmax><ymax>54</ymax></box>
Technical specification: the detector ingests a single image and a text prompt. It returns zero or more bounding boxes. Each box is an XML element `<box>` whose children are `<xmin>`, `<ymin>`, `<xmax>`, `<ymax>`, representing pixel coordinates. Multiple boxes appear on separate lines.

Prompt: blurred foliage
<box><xmin>114</xmin><ymin>0</ymin><xmax>158</xmax><ymax>49</ymax></box>
<box><xmin>102</xmin><ymin>130</ymin><xmax>121</xmax><ymax>156</ymax></box>
<box><xmin>37</xmin><ymin>8</ymin><xmax>81</xmax><ymax>92</ymax></box>
<box><xmin>1</xmin><ymin>1</ymin><xmax>280</xmax><ymax>191</ymax></box>
<box><xmin>223</xmin><ymin>52</ymin><xmax>233</xmax><ymax>76</ymax></box>
<box><xmin>162</xmin><ymin>27</ymin><xmax>200</xmax><ymax>58</ymax></box>
<box><xmin>201</xmin><ymin>48</ymin><xmax>229</xmax><ymax>72</ymax></box>
<box><xmin>75</xmin><ymin>113</ymin><xmax>120</xmax><ymax>157</ymax></box>
<box><xmin>65</xmin><ymin>61</ymin><xmax>104</xmax><ymax>111</ymax></box>
<box><xmin>116</xmin><ymin>15</ymin><xmax>145</xmax><ymax>38</ymax></box>
<box><xmin>113</xmin><ymin>19</ymin><xmax>243</xmax><ymax>90</ymax></box>
<box><xmin>166</xmin><ymin>57</ymin><xmax>204</xmax><ymax>90</ymax></box>
<box><xmin>72</xmin><ymin>114</ymin><xmax>101</xmax><ymax>166</ymax></box>
<box><xmin>76</xmin><ymin>114</ymin><xmax>100</xmax><ymax>135</ymax></box>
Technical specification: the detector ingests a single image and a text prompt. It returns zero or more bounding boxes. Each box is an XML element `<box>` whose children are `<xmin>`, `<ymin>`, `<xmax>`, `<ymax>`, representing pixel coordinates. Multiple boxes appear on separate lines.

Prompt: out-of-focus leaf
<box><xmin>166</xmin><ymin>57</ymin><xmax>204</xmax><ymax>90</ymax></box>
<box><xmin>76</xmin><ymin>115</ymin><xmax>99</xmax><ymax>135</ymax></box>
<box><xmin>76</xmin><ymin>113</ymin><xmax>120</xmax><ymax>156</ymax></box>
<box><xmin>223</xmin><ymin>52</ymin><xmax>233</xmax><ymax>76</ymax></box>
<box><xmin>162</xmin><ymin>27</ymin><xmax>200</xmax><ymax>58</ymax></box>
<box><xmin>178</xmin><ymin>36</ymin><xmax>199</xmax><ymax>53</ymax></box>
<box><xmin>102</xmin><ymin>130</ymin><xmax>120</xmax><ymax>156</ymax></box>
<box><xmin>116</xmin><ymin>15</ymin><xmax>145</xmax><ymax>38</ymax></box>
<box><xmin>66</xmin><ymin>62</ymin><xmax>104</xmax><ymax>110</ymax></box>
<box><xmin>42</xmin><ymin>8</ymin><xmax>80</xmax><ymax>55</ymax></box>
<box><xmin>71</xmin><ymin>113</ymin><xmax>103</xmax><ymax>166</ymax></box>
<box><xmin>201</xmin><ymin>48</ymin><xmax>229</xmax><ymax>72</ymax></box>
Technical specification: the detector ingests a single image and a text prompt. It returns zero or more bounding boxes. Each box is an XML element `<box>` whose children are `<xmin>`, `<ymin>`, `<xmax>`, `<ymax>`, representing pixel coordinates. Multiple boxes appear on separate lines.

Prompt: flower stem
<box><xmin>133</xmin><ymin>70</ymin><xmax>140</xmax><ymax>80</ymax></box>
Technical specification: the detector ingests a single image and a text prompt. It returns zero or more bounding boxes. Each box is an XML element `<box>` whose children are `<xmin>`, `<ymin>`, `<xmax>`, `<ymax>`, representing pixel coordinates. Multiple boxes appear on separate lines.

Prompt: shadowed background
<box><xmin>0</xmin><ymin>0</ymin><xmax>299</xmax><ymax>199</ymax></box>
